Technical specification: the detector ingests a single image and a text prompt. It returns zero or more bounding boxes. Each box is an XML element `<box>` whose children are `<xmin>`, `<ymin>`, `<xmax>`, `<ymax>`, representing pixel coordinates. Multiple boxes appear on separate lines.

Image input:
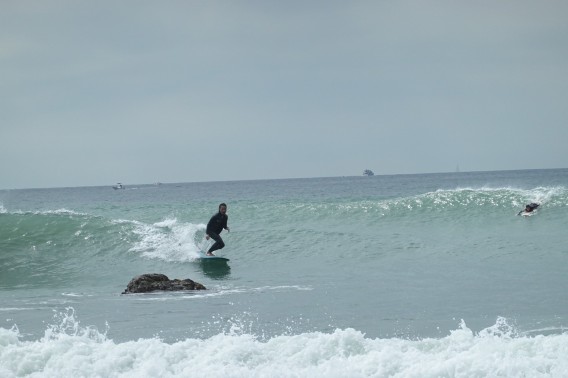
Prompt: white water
<box><xmin>1</xmin><ymin>310</ymin><xmax>567</xmax><ymax>378</ymax></box>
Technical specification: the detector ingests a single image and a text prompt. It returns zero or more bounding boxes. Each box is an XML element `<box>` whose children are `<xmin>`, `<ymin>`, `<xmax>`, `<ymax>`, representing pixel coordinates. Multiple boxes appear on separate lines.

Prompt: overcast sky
<box><xmin>2</xmin><ymin>1</ymin><xmax>567</xmax><ymax>189</ymax></box>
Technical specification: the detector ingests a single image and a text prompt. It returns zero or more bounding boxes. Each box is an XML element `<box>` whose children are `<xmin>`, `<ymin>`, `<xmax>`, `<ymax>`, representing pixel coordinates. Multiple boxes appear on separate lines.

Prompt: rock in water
<box><xmin>122</xmin><ymin>273</ymin><xmax>206</xmax><ymax>294</ymax></box>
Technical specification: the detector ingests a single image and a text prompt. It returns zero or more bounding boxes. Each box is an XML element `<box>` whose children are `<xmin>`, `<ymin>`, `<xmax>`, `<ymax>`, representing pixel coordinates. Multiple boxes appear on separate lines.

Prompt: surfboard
<box><xmin>198</xmin><ymin>252</ymin><xmax>229</xmax><ymax>262</ymax></box>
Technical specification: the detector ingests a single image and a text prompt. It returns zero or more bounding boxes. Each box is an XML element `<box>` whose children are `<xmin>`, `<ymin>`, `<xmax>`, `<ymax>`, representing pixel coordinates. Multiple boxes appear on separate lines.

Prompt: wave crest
<box><xmin>1</xmin><ymin>313</ymin><xmax>567</xmax><ymax>377</ymax></box>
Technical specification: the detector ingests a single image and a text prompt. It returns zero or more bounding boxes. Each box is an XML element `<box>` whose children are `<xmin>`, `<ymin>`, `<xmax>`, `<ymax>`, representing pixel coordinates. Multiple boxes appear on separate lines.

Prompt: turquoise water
<box><xmin>1</xmin><ymin>169</ymin><xmax>567</xmax><ymax>377</ymax></box>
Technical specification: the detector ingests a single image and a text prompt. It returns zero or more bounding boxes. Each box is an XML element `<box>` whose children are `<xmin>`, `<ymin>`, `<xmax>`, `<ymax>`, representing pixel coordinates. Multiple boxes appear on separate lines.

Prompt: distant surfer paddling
<box><xmin>205</xmin><ymin>203</ymin><xmax>230</xmax><ymax>256</ymax></box>
<box><xmin>518</xmin><ymin>202</ymin><xmax>539</xmax><ymax>216</ymax></box>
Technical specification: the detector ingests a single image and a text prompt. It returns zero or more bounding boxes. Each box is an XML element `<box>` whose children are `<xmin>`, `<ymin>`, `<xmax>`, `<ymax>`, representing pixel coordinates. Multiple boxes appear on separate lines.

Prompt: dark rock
<box><xmin>122</xmin><ymin>273</ymin><xmax>206</xmax><ymax>294</ymax></box>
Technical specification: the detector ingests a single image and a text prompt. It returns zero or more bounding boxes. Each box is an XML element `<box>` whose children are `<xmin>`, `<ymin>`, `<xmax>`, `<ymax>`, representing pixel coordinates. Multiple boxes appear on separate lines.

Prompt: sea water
<box><xmin>1</xmin><ymin>169</ymin><xmax>567</xmax><ymax>377</ymax></box>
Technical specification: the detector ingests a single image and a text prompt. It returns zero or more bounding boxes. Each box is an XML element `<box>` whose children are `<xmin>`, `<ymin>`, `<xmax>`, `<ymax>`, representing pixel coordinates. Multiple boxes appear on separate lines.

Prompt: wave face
<box><xmin>2</xmin><ymin>184</ymin><xmax>565</xmax><ymax>286</ymax></box>
<box><xmin>1</xmin><ymin>169</ymin><xmax>568</xmax><ymax>376</ymax></box>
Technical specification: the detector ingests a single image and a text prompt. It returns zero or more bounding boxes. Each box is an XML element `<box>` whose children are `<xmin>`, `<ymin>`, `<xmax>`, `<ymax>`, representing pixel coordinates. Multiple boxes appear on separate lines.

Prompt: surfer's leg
<box><xmin>207</xmin><ymin>232</ymin><xmax>225</xmax><ymax>255</ymax></box>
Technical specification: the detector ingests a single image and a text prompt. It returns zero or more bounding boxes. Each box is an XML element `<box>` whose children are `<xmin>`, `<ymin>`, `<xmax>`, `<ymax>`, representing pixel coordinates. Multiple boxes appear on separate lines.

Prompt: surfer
<box><xmin>205</xmin><ymin>203</ymin><xmax>230</xmax><ymax>256</ymax></box>
<box><xmin>518</xmin><ymin>203</ymin><xmax>539</xmax><ymax>216</ymax></box>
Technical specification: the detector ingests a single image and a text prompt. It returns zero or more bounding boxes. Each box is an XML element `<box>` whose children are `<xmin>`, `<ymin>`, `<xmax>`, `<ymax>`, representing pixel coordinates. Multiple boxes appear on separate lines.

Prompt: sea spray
<box><xmin>128</xmin><ymin>218</ymin><xmax>206</xmax><ymax>261</ymax></box>
<box><xmin>1</xmin><ymin>311</ymin><xmax>567</xmax><ymax>377</ymax></box>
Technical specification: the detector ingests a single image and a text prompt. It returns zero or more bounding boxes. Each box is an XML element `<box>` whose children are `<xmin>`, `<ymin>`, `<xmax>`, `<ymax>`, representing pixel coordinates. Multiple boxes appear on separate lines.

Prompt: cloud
<box><xmin>1</xmin><ymin>1</ymin><xmax>567</xmax><ymax>188</ymax></box>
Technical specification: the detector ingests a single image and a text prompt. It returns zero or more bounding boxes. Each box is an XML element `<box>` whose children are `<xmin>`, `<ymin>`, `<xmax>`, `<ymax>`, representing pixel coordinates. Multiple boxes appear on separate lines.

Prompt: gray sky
<box><xmin>2</xmin><ymin>1</ymin><xmax>567</xmax><ymax>189</ymax></box>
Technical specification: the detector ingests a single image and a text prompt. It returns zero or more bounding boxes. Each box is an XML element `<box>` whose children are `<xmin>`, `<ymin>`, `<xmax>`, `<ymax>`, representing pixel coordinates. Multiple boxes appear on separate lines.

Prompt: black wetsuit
<box><xmin>518</xmin><ymin>203</ymin><xmax>539</xmax><ymax>215</ymax></box>
<box><xmin>206</xmin><ymin>212</ymin><xmax>228</xmax><ymax>253</ymax></box>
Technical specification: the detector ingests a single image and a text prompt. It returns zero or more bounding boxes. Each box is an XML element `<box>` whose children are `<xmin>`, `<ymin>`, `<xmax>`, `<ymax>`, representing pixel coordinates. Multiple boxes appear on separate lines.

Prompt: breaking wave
<box><xmin>1</xmin><ymin>310</ymin><xmax>567</xmax><ymax>378</ymax></box>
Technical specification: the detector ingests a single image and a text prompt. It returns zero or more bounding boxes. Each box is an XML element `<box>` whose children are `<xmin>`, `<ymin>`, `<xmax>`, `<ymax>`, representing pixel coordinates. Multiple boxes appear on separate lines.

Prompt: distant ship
<box><xmin>363</xmin><ymin>169</ymin><xmax>374</xmax><ymax>176</ymax></box>
<box><xmin>112</xmin><ymin>183</ymin><xmax>125</xmax><ymax>190</ymax></box>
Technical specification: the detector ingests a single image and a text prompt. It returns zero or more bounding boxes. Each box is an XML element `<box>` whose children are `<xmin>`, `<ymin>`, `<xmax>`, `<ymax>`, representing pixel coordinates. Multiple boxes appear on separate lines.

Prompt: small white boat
<box><xmin>112</xmin><ymin>183</ymin><xmax>125</xmax><ymax>190</ymax></box>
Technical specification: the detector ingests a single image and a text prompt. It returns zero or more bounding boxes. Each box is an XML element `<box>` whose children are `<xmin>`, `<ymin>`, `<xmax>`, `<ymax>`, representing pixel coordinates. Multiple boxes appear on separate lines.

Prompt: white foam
<box><xmin>0</xmin><ymin>308</ymin><xmax>30</xmax><ymax>312</ymax></box>
<box><xmin>391</xmin><ymin>186</ymin><xmax>568</xmax><ymax>212</ymax></box>
<box><xmin>131</xmin><ymin>285</ymin><xmax>313</xmax><ymax>302</ymax></box>
<box><xmin>128</xmin><ymin>218</ymin><xmax>206</xmax><ymax>262</ymax></box>
<box><xmin>1</xmin><ymin>313</ymin><xmax>567</xmax><ymax>378</ymax></box>
<box><xmin>61</xmin><ymin>293</ymin><xmax>93</xmax><ymax>298</ymax></box>
<box><xmin>0</xmin><ymin>207</ymin><xmax>91</xmax><ymax>217</ymax></box>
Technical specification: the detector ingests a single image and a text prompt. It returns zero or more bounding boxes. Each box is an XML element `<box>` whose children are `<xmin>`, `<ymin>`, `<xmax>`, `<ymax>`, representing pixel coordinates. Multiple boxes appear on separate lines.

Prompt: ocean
<box><xmin>1</xmin><ymin>168</ymin><xmax>567</xmax><ymax>377</ymax></box>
